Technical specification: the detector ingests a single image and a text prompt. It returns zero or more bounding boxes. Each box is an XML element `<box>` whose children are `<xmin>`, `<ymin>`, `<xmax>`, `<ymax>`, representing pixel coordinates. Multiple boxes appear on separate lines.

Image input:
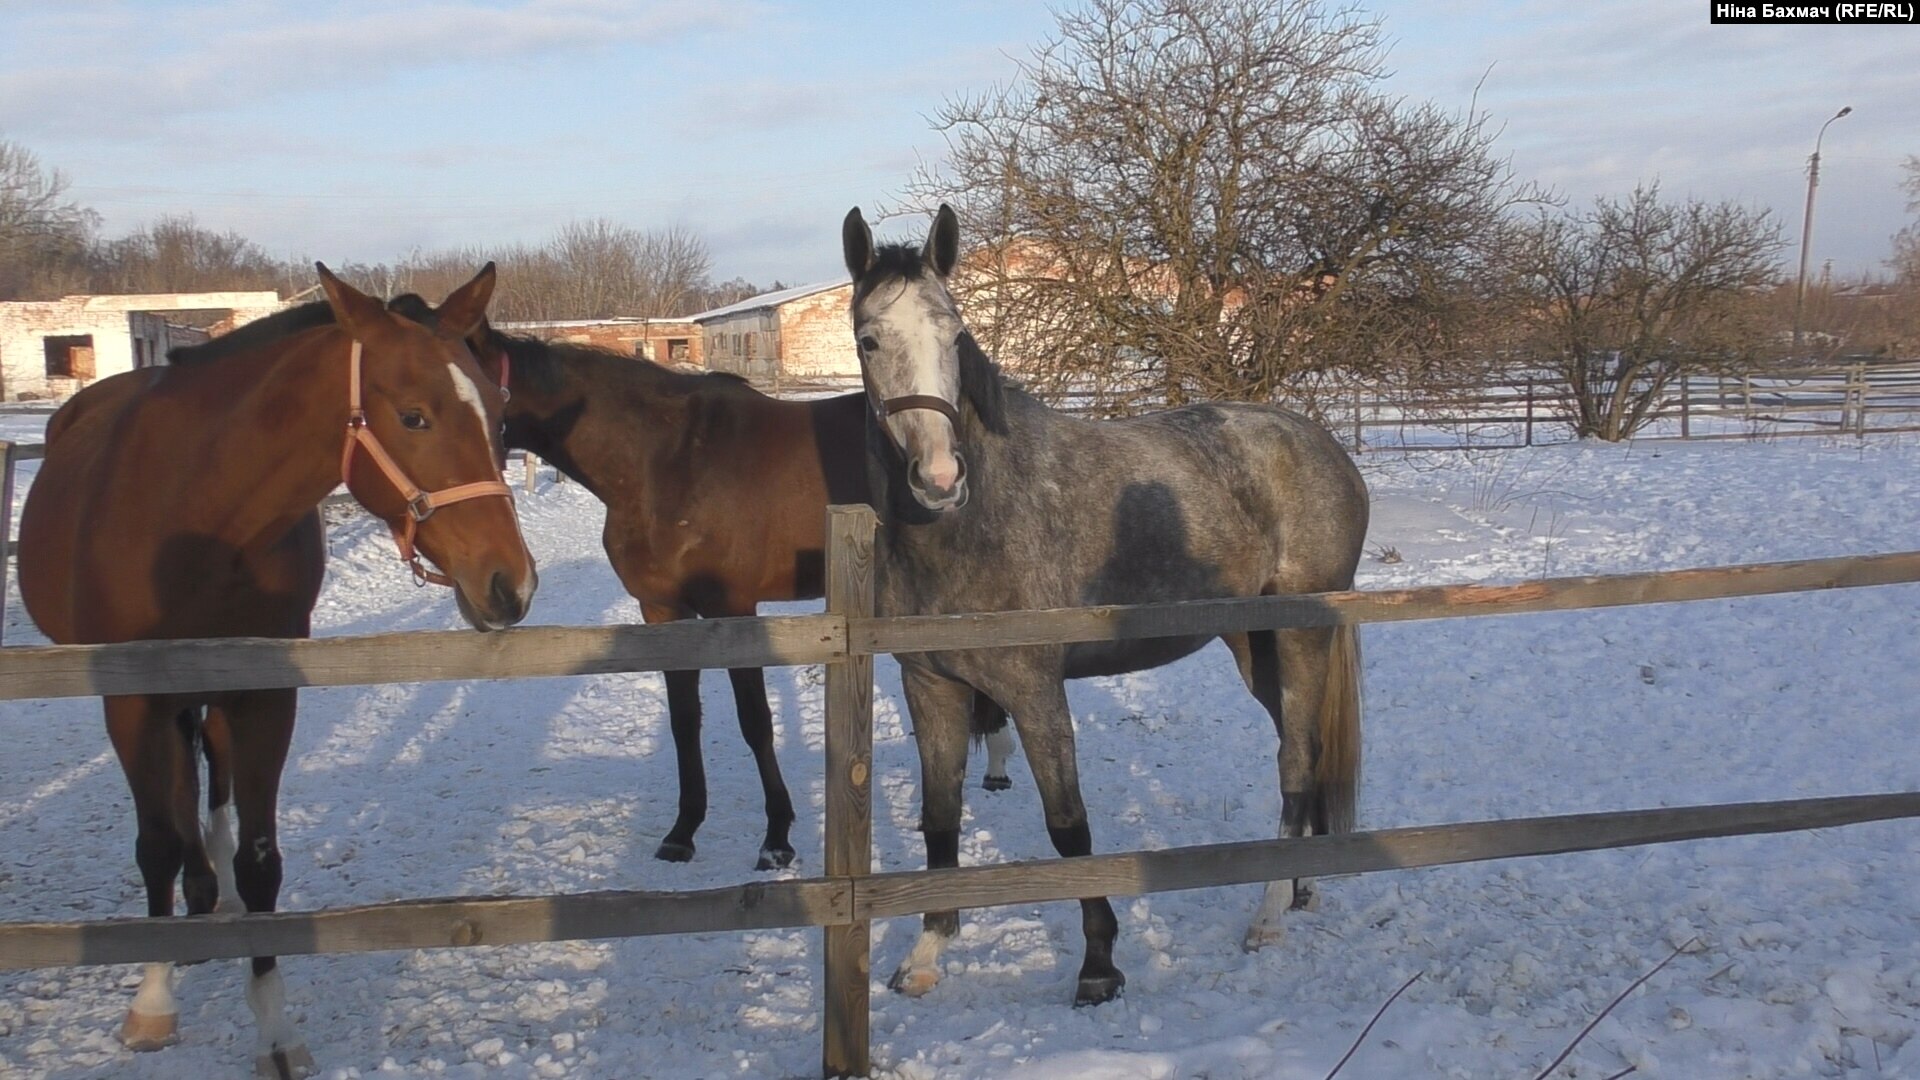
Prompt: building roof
<box><xmin>687</xmin><ymin>280</ymin><xmax>847</xmax><ymax>323</ymax></box>
<box><xmin>494</xmin><ymin>316</ymin><xmax>695</xmax><ymax>331</ymax></box>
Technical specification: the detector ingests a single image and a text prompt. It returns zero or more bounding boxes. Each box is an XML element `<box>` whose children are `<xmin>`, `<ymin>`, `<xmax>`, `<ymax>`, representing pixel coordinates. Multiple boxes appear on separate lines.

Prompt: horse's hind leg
<box><xmin>970</xmin><ymin>691</ymin><xmax>1014</xmax><ymax>791</ymax></box>
<box><xmin>202</xmin><ymin>705</ymin><xmax>242</xmax><ymax>913</ymax></box>
<box><xmin>726</xmin><ymin>666</ymin><xmax>797</xmax><ymax>870</ymax></box>
<box><xmin>888</xmin><ymin>666</ymin><xmax>973</xmax><ymax>998</ymax></box>
<box><xmin>1229</xmin><ymin>626</ymin><xmax>1332</xmax><ymax>951</ymax></box>
<box><xmin>224</xmin><ymin>689</ymin><xmax>313</xmax><ymax>1080</ymax></box>
<box><xmin>102</xmin><ymin>696</ymin><xmax>213</xmax><ymax>1050</ymax></box>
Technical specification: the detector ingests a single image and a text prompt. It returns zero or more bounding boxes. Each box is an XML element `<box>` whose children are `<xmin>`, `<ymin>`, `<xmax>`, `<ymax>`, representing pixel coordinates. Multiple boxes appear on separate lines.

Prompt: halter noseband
<box><xmin>340</xmin><ymin>340</ymin><xmax>514</xmax><ymax>587</ymax></box>
<box><xmin>880</xmin><ymin>394</ymin><xmax>961</xmax><ymax>426</ymax></box>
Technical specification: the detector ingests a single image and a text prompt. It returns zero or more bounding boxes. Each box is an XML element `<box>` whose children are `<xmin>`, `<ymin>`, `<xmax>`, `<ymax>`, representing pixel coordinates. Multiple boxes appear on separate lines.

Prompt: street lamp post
<box><xmin>1793</xmin><ymin>105</ymin><xmax>1852</xmax><ymax>360</ymax></box>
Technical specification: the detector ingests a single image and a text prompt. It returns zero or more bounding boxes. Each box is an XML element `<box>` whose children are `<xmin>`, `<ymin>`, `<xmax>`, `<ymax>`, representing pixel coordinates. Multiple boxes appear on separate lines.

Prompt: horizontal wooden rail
<box><xmin>7</xmin><ymin>552</ymin><xmax>1919</xmax><ymax>699</ymax></box>
<box><xmin>0</xmin><ymin>879</ymin><xmax>851</xmax><ymax>971</ymax></box>
<box><xmin>0</xmin><ymin>791</ymin><xmax>1910</xmax><ymax>971</ymax></box>
<box><xmin>854</xmin><ymin>551</ymin><xmax>1920</xmax><ymax>656</ymax></box>
<box><xmin>0</xmin><ymin>616</ymin><xmax>845</xmax><ymax>700</ymax></box>
<box><xmin>854</xmin><ymin>791</ymin><xmax>1920</xmax><ymax>918</ymax></box>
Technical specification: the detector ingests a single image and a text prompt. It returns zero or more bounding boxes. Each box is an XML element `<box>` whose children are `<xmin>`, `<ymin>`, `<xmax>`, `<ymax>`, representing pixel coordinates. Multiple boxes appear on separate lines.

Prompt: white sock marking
<box><xmin>205</xmin><ymin>804</ymin><xmax>239</xmax><ymax>912</ymax></box>
<box><xmin>129</xmin><ymin>962</ymin><xmax>176</xmax><ymax>1019</ymax></box>
<box><xmin>246</xmin><ymin>963</ymin><xmax>303</xmax><ymax>1058</ymax></box>
<box><xmin>985</xmin><ymin>727</ymin><xmax>1013</xmax><ymax>779</ymax></box>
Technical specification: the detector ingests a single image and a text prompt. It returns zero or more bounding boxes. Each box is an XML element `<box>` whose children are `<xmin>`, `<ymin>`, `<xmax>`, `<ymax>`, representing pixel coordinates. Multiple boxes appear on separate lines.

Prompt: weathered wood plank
<box><xmin>3</xmin><ymin>792</ymin><xmax>1910</xmax><ymax>974</ymax></box>
<box><xmin>0</xmin><ymin>879</ymin><xmax>852</xmax><ymax>971</ymax></box>
<box><xmin>0</xmin><ymin>615</ymin><xmax>847</xmax><ymax>699</ymax></box>
<box><xmin>853</xmin><ymin>551</ymin><xmax>1920</xmax><ymax>656</ymax></box>
<box><xmin>822</xmin><ymin>505</ymin><xmax>877</xmax><ymax>1079</ymax></box>
<box><xmin>0</xmin><ymin>441</ymin><xmax>16</xmax><ymax>645</ymax></box>
<box><xmin>853</xmin><ymin>791</ymin><xmax>1920</xmax><ymax>919</ymax></box>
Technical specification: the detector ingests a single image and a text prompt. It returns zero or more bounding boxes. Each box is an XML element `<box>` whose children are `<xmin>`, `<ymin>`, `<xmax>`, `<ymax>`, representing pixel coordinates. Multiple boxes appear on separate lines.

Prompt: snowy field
<box><xmin>2</xmin><ymin>408</ymin><xmax>1918</xmax><ymax>1079</ymax></box>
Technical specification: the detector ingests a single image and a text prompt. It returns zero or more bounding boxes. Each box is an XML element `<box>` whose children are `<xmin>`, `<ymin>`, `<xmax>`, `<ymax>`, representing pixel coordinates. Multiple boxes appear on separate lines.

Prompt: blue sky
<box><xmin>1</xmin><ymin>1</ymin><xmax>1913</xmax><ymax>288</ymax></box>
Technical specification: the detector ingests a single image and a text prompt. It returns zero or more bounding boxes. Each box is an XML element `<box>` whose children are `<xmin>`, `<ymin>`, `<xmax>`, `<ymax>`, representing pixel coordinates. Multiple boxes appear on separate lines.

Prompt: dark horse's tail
<box><xmin>1315</xmin><ymin>625</ymin><xmax>1362</xmax><ymax>835</ymax></box>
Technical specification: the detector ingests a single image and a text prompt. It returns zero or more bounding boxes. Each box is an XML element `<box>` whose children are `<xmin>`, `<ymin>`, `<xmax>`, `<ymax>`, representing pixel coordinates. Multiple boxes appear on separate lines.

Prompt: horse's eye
<box><xmin>859</xmin><ymin>334</ymin><xmax>879</xmax><ymax>354</ymax></box>
<box><xmin>400</xmin><ymin>411</ymin><xmax>430</xmax><ymax>431</ymax></box>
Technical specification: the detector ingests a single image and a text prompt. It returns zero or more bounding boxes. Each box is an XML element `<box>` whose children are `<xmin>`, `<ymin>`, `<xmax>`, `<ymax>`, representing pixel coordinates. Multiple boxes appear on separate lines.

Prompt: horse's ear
<box><xmin>316</xmin><ymin>263</ymin><xmax>386</xmax><ymax>340</ymax></box>
<box><xmin>434</xmin><ymin>262</ymin><xmax>497</xmax><ymax>340</ymax></box>
<box><xmin>842</xmin><ymin>207</ymin><xmax>873</xmax><ymax>280</ymax></box>
<box><xmin>465</xmin><ymin>319</ymin><xmax>507</xmax><ymax>387</ymax></box>
<box><xmin>923</xmin><ymin>204</ymin><xmax>959</xmax><ymax>278</ymax></box>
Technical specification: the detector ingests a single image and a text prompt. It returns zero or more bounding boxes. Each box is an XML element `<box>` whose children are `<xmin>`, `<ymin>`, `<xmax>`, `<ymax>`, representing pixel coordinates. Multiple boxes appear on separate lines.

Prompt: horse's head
<box><xmin>317</xmin><ymin>263</ymin><xmax>537</xmax><ymax>631</ymax></box>
<box><xmin>843</xmin><ymin>204</ymin><xmax>974</xmax><ymax>513</ymax></box>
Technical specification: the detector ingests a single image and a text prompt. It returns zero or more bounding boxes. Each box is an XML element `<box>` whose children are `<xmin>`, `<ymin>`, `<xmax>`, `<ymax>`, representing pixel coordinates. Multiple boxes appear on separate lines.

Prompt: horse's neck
<box><xmin>158</xmin><ymin>341</ymin><xmax>351</xmax><ymax>547</ymax></box>
<box><xmin>501</xmin><ymin>342</ymin><xmax>692</xmax><ymax>498</ymax></box>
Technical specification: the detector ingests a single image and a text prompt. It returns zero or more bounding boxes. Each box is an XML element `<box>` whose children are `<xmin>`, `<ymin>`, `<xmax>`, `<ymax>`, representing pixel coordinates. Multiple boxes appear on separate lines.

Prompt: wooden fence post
<box><xmin>1679</xmin><ymin>376</ymin><xmax>1691</xmax><ymax>440</ymax></box>
<box><xmin>0</xmin><ymin>441</ymin><xmax>15</xmax><ymax>647</ymax></box>
<box><xmin>1524</xmin><ymin>380</ymin><xmax>1535</xmax><ymax>447</ymax></box>
<box><xmin>1852</xmin><ymin>362</ymin><xmax>1868</xmax><ymax>438</ymax></box>
<box><xmin>1350</xmin><ymin>382</ymin><xmax>1362</xmax><ymax>453</ymax></box>
<box><xmin>822</xmin><ymin>503</ymin><xmax>877</xmax><ymax>1079</ymax></box>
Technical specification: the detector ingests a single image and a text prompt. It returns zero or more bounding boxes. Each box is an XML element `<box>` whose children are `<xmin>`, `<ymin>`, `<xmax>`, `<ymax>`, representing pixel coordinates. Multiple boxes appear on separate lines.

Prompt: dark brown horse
<box><xmin>16</xmin><ymin>265</ymin><xmax>536</xmax><ymax>1078</ymax></box>
<box><xmin>452</xmin><ymin>318</ymin><xmax>876</xmax><ymax>869</ymax></box>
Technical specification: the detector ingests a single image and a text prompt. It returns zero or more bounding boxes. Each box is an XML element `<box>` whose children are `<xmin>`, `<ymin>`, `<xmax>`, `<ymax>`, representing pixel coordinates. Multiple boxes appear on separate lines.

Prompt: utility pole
<box><xmin>1793</xmin><ymin>105</ymin><xmax>1852</xmax><ymax>360</ymax></box>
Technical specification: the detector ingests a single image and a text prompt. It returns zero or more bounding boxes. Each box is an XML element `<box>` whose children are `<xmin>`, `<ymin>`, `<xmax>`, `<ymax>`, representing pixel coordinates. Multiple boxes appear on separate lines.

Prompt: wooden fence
<box><xmin>760</xmin><ymin>361</ymin><xmax>1920</xmax><ymax>452</ymax></box>
<box><xmin>3</xmin><ymin>494</ymin><xmax>1920</xmax><ymax>1074</ymax></box>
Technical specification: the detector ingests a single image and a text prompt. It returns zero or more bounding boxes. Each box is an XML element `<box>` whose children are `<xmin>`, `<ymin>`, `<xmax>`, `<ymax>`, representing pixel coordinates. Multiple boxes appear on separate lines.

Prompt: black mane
<box><xmin>165</xmin><ymin>300</ymin><xmax>334</xmax><ymax>365</ymax></box>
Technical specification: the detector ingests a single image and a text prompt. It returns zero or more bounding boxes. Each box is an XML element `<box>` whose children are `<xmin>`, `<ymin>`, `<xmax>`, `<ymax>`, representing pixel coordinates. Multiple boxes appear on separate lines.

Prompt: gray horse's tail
<box><xmin>1316</xmin><ymin>624</ymin><xmax>1362</xmax><ymax>835</ymax></box>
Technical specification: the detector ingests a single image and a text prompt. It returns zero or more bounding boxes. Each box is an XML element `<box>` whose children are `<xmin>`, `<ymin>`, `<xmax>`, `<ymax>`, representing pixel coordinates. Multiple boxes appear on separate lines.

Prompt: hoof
<box><xmin>654</xmin><ymin>839</ymin><xmax>695</xmax><ymax>863</ymax></box>
<box><xmin>1074</xmin><ymin>972</ymin><xmax>1125</xmax><ymax>1007</ymax></box>
<box><xmin>982</xmin><ymin>774</ymin><xmax>1011</xmax><ymax>792</ymax></box>
<box><xmin>888</xmin><ymin>966</ymin><xmax>940</xmax><ymax>998</ymax></box>
<box><xmin>256</xmin><ymin>1043</ymin><xmax>316</xmax><ymax>1079</ymax></box>
<box><xmin>1243</xmin><ymin>923</ymin><xmax>1287</xmax><ymax>952</ymax></box>
<box><xmin>755</xmin><ymin>845</ymin><xmax>796</xmax><ymax>871</ymax></box>
<box><xmin>1289</xmin><ymin>886</ymin><xmax>1320</xmax><ymax>913</ymax></box>
<box><xmin>120</xmin><ymin>1008</ymin><xmax>179</xmax><ymax>1051</ymax></box>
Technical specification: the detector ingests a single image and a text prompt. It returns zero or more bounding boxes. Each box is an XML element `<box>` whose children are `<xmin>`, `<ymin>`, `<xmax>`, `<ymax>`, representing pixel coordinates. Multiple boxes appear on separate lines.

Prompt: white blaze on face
<box><xmin>447</xmin><ymin>360</ymin><xmax>492</xmax><ymax>443</ymax></box>
<box><xmin>870</xmin><ymin>280</ymin><xmax>963</xmax><ymax>490</ymax></box>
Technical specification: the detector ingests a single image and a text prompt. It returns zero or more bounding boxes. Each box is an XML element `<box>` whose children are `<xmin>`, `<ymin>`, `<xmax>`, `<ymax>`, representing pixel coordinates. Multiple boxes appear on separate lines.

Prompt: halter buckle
<box><xmin>406</xmin><ymin>492</ymin><xmax>436</xmax><ymax>522</ymax></box>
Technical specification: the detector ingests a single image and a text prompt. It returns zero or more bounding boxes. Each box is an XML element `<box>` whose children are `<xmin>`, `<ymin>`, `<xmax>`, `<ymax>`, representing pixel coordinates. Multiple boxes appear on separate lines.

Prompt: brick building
<box><xmin>494</xmin><ymin>317</ymin><xmax>702</xmax><ymax>367</ymax></box>
<box><xmin>0</xmin><ymin>291</ymin><xmax>282</xmax><ymax>400</ymax></box>
<box><xmin>691</xmin><ymin>281</ymin><xmax>856</xmax><ymax>381</ymax></box>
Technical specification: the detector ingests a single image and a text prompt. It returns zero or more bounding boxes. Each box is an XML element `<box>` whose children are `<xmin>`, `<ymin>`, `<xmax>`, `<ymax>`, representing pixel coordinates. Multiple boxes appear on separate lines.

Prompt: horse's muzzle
<box><xmin>908</xmin><ymin>451</ymin><xmax>969</xmax><ymax>512</ymax></box>
<box><xmin>456</xmin><ymin>568</ymin><xmax>536</xmax><ymax>631</ymax></box>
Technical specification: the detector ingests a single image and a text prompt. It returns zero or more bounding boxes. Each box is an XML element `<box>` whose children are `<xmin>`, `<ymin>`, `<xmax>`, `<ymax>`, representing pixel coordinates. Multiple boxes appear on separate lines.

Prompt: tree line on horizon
<box><xmin>4</xmin><ymin>0</ymin><xmax>1919</xmax><ymax>440</ymax></box>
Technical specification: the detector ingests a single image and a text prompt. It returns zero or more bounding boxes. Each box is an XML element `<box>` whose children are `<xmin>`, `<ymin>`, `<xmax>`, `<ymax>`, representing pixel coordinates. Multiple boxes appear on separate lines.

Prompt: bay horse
<box><xmin>277</xmin><ymin>291</ymin><xmax>1017</xmax><ymax>870</ymax></box>
<box><xmin>428</xmin><ymin>308</ymin><xmax>1022</xmax><ymax>869</ymax></box>
<box><xmin>841</xmin><ymin>206</ymin><xmax>1368</xmax><ymax>1004</ymax></box>
<box><xmin>16</xmin><ymin>264</ymin><xmax>537</xmax><ymax>1078</ymax></box>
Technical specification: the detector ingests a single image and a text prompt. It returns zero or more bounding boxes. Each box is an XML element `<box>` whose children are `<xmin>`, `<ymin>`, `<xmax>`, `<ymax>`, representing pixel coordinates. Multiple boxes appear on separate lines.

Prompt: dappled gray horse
<box><xmin>842</xmin><ymin>205</ymin><xmax>1369</xmax><ymax>1005</ymax></box>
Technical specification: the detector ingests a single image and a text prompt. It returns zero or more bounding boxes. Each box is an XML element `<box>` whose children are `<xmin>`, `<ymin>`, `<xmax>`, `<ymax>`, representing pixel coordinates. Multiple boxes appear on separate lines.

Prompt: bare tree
<box><xmin>1892</xmin><ymin>155</ymin><xmax>1920</xmax><ymax>286</ymax></box>
<box><xmin>1510</xmin><ymin>185</ymin><xmax>1782</xmax><ymax>441</ymax></box>
<box><xmin>0</xmin><ymin>138</ymin><xmax>97</xmax><ymax>299</ymax></box>
<box><xmin>902</xmin><ymin>0</ymin><xmax>1530</xmax><ymax>414</ymax></box>
<box><xmin>92</xmin><ymin>214</ymin><xmax>287</xmax><ymax>295</ymax></box>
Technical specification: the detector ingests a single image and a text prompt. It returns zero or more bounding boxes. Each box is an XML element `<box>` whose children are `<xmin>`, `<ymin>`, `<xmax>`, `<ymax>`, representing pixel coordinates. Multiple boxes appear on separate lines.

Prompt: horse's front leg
<box><xmin>225</xmin><ymin>688</ymin><xmax>314</xmax><ymax>1079</ymax></box>
<box><xmin>642</xmin><ymin>602</ymin><xmax>710</xmax><ymax>863</ymax></box>
<box><xmin>887</xmin><ymin>664</ymin><xmax>973</xmax><ymax>998</ymax></box>
<box><xmin>1004</xmin><ymin>680</ymin><xmax>1124</xmax><ymax>1006</ymax></box>
<box><xmin>725</xmin><ymin>665</ymin><xmax>797</xmax><ymax>869</ymax></box>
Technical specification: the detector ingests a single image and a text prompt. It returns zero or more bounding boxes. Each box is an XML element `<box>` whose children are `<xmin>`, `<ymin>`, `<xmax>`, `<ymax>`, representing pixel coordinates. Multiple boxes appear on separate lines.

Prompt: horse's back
<box><xmin>1027</xmin><ymin>396</ymin><xmax>1367</xmax><ymax>592</ymax></box>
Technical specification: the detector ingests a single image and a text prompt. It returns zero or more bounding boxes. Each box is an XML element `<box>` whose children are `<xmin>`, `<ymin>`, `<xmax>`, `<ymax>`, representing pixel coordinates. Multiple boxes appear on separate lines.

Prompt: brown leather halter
<box><xmin>339</xmin><ymin>340</ymin><xmax>514</xmax><ymax>587</ymax></box>
<box><xmin>880</xmin><ymin>394</ymin><xmax>961</xmax><ymax>425</ymax></box>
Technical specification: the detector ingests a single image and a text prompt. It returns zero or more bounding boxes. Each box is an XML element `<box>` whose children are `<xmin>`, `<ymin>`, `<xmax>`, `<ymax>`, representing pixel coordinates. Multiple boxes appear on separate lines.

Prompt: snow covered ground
<box><xmin>2</xmin><ymin>409</ymin><xmax>1918</xmax><ymax>1079</ymax></box>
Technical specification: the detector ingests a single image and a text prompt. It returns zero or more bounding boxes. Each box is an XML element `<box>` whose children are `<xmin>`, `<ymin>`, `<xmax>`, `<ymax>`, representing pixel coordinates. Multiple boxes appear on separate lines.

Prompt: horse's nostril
<box><xmin>489</xmin><ymin>571</ymin><xmax>522</xmax><ymax>622</ymax></box>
